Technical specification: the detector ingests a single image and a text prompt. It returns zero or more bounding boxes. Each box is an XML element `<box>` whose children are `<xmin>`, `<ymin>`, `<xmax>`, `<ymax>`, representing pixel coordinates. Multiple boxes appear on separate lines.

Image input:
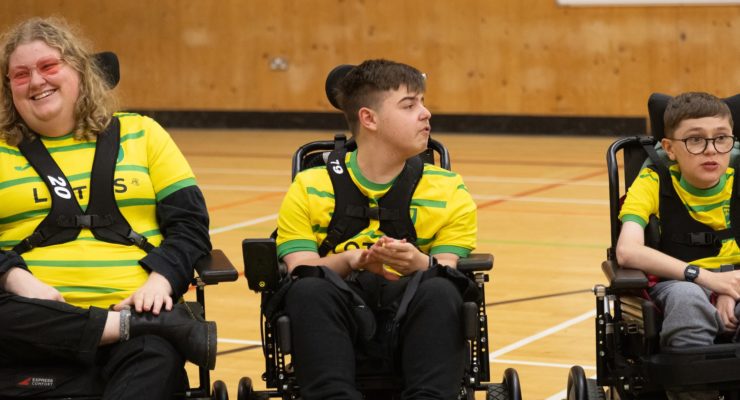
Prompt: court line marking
<box><xmin>489</xmin><ymin>309</ymin><xmax>595</xmax><ymax>359</ymax></box>
<box><xmin>200</xmin><ymin>185</ymin><xmax>606</xmax><ymax>206</ymax></box>
<box><xmin>209</xmin><ymin>213</ymin><xmax>278</xmax><ymax>235</ymax></box>
<box><xmin>493</xmin><ymin>358</ymin><xmax>595</xmax><ymax>370</ymax></box>
<box><xmin>195</xmin><ymin>167</ymin><xmax>605</xmax><ymax>186</ymax></box>
<box><xmin>477</xmin><ymin>169</ymin><xmax>606</xmax><ymax>210</ymax></box>
<box><xmin>215</xmin><ymin>338</ymin><xmax>597</xmax><ymax>372</ymax></box>
<box><xmin>218</xmin><ymin>338</ymin><xmax>263</xmax><ymax>345</ymax></box>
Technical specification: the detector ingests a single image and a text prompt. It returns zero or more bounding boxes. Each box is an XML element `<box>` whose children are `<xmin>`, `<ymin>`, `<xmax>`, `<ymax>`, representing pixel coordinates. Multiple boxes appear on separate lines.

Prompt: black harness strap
<box><xmin>13</xmin><ymin>117</ymin><xmax>153</xmax><ymax>255</ymax></box>
<box><xmin>642</xmin><ymin>141</ymin><xmax>740</xmax><ymax>262</ymax></box>
<box><xmin>317</xmin><ymin>148</ymin><xmax>423</xmax><ymax>257</ymax></box>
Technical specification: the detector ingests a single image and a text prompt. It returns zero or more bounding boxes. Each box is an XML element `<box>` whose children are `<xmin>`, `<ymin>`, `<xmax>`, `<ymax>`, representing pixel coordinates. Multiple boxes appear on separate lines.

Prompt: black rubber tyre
<box><xmin>568</xmin><ymin>365</ymin><xmax>589</xmax><ymax>400</ymax></box>
<box><xmin>212</xmin><ymin>379</ymin><xmax>229</xmax><ymax>400</ymax></box>
<box><xmin>503</xmin><ymin>368</ymin><xmax>522</xmax><ymax>400</ymax></box>
<box><xmin>486</xmin><ymin>383</ymin><xmax>509</xmax><ymax>400</ymax></box>
<box><xmin>237</xmin><ymin>377</ymin><xmax>254</xmax><ymax>400</ymax></box>
<box><xmin>587</xmin><ymin>378</ymin><xmax>606</xmax><ymax>400</ymax></box>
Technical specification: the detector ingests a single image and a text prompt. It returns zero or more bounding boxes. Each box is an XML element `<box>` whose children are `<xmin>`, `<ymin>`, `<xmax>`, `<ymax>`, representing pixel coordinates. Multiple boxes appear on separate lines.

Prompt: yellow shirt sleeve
<box><xmin>619</xmin><ymin>168</ymin><xmax>659</xmax><ymax>228</ymax></box>
<box><xmin>429</xmin><ymin>175</ymin><xmax>477</xmax><ymax>257</ymax></box>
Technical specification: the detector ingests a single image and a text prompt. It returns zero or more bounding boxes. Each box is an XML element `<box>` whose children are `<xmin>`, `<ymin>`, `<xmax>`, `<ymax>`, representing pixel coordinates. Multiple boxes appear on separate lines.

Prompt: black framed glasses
<box><xmin>667</xmin><ymin>135</ymin><xmax>736</xmax><ymax>155</ymax></box>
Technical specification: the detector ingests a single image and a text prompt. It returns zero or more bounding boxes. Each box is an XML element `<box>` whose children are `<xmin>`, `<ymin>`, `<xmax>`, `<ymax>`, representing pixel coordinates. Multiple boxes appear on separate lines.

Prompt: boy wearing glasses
<box><xmin>617</xmin><ymin>92</ymin><xmax>739</xmax><ymax>399</ymax></box>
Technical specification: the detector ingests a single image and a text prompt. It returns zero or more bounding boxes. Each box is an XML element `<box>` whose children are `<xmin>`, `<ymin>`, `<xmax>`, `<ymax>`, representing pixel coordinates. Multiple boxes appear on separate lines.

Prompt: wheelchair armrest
<box><xmin>457</xmin><ymin>253</ymin><xmax>493</xmax><ymax>273</ymax></box>
<box><xmin>195</xmin><ymin>249</ymin><xmax>239</xmax><ymax>285</ymax></box>
<box><xmin>601</xmin><ymin>259</ymin><xmax>649</xmax><ymax>290</ymax></box>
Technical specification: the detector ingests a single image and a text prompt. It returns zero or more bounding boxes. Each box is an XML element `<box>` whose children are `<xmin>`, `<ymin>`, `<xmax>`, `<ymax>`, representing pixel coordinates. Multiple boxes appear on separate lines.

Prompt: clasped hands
<box><xmin>349</xmin><ymin>236</ymin><xmax>429</xmax><ymax>281</ymax></box>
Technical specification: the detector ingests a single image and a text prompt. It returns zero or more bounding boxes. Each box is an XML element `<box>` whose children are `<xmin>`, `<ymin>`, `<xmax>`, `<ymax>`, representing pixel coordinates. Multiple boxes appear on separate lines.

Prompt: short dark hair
<box><xmin>664</xmin><ymin>92</ymin><xmax>733</xmax><ymax>138</ymax></box>
<box><xmin>336</xmin><ymin>59</ymin><xmax>426</xmax><ymax>135</ymax></box>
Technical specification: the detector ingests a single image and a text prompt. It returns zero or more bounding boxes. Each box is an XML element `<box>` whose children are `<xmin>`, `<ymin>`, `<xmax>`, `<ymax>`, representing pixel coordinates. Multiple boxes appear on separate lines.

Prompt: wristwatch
<box><xmin>684</xmin><ymin>264</ymin><xmax>700</xmax><ymax>282</ymax></box>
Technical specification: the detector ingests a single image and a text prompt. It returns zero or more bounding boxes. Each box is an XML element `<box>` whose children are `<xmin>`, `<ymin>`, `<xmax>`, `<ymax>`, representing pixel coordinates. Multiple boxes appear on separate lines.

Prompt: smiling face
<box><xmin>8</xmin><ymin>40</ymin><xmax>79</xmax><ymax>136</ymax></box>
<box><xmin>662</xmin><ymin>115</ymin><xmax>734</xmax><ymax>189</ymax></box>
<box><xmin>372</xmin><ymin>85</ymin><xmax>431</xmax><ymax>159</ymax></box>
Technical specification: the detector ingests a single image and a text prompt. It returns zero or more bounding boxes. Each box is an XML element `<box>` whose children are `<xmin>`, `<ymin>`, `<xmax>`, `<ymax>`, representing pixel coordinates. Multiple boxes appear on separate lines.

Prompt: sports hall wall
<box><xmin>1</xmin><ymin>0</ymin><xmax>738</xmax><ymax>134</ymax></box>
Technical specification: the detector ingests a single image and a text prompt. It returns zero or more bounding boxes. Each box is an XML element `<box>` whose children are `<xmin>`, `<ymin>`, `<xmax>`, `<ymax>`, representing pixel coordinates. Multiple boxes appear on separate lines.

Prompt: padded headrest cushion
<box><xmin>325</xmin><ymin>64</ymin><xmax>355</xmax><ymax>110</ymax></box>
<box><xmin>93</xmin><ymin>51</ymin><xmax>119</xmax><ymax>89</ymax></box>
<box><xmin>648</xmin><ymin>92</ymin><xmax>740</xmax><ymax>140</ymax></box>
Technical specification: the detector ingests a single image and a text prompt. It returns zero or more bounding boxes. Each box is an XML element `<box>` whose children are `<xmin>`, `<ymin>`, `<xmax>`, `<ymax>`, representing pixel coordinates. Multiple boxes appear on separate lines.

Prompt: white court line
<box><xmin>201</xmin><ymin>184</ymin><xmax>284</xmax><ymax>193</ymax></box>
<box><xmin>493</xmin><ymin>358</ymin><xmax>595</xmax><ymax>370</ymax></box>
<box><xmin>209</xmin><ymin>213</ymin><xmax>278</xmax><ymax>235</ymax></box>
<box><xmin>490</xmin><ymin>309</ymin><xmax>595</xmax><ymax>359</ymax></box>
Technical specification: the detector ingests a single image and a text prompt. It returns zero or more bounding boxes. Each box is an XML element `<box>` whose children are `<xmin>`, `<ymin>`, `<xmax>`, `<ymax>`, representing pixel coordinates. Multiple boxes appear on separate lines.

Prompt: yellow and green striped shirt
<box><xmin>619</xmin><ymin>165</ymin><xmax>740</xmax><ymax>270</ymax></box>
<box><xmin>0</xmin><ymin>113</ymin><xmax>197</xmax><ymax>308</ymax></box>
<box><xmin>277</xmin><ymin>150</ymin><xmax>477</xmax><ymax>260</ymax></box>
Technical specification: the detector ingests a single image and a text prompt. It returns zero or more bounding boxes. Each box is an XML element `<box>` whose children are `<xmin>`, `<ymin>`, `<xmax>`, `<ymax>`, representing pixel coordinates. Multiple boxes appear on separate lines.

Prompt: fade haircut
<box><xmin>0</xmin><ymin>17</ymin><xmax>117</xmax><ymax>145</ymax></box>
<box><xmin>664</xmin><ymin>92</ymin><xmax>733</xmax><ymax>138</ymax></box>
<box><xmin>335</xmin><ymin>59</ymin><xmax>426</xmax><ymax>135</ymax></box>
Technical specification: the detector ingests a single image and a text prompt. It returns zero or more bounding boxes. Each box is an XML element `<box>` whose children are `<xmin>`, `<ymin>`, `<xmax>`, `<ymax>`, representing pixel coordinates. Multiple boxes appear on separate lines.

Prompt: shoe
<box><xmin>129</xmin><ymin>302</ymin><xmax>217</xmax><ymax>370</ymax></box>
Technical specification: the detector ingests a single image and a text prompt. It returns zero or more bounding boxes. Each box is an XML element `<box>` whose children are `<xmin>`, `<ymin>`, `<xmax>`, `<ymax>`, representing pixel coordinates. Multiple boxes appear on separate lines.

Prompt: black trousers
<box><xmin>0</xmin><ymin>292</ymin><xmax>186</xmax><ymax>399</ymax></box>
<box><xmin>284</xmin><ymin>271</ymin><xmax>465</xmax><ymax>400</ymax></box>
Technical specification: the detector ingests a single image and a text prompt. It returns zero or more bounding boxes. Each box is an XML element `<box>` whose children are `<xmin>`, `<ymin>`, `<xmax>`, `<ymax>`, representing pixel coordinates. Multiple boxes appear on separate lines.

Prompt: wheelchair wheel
<box><xmin>568</xmin><ymin>366</ymin><xmax>605</xmax><ymax>400</ymax></box>
<box><xmin>237</xmin><ymin>377</ymin><xmax>254</xmax><ymax>400</ymax></box>
<box><xmin>503</xmin><ymin>368</ymin><xmax>522</xmax><ymax>400</ymax></box>
<box><xmin>212</xmin><ymin>379</ymin><xmax>228</xmax><ymax>400</ymax></box>
<box><xmin>486</xmin><ymin>368</ymin><xmax>522</xmax><ymax>400</ymax></box>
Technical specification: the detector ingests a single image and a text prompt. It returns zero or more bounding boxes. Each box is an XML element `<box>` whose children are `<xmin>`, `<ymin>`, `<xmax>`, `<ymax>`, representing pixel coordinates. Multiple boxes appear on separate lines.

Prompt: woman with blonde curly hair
<box><xmin>0</xmin><ymin>17</ymin><xmax>216</xmax><ymax>399</ymax></box>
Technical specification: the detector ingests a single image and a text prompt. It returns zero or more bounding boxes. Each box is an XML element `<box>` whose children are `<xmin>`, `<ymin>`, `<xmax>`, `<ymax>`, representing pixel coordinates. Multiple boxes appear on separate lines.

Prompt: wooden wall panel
<box><xmin>0</xmin><ymin>0</ymin><xmax>737</xmax><ymax>117</ymax></box>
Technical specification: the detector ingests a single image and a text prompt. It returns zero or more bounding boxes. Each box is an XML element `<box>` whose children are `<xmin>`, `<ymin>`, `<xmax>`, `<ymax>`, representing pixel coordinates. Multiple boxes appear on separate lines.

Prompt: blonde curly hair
<box><xmin>0</xmin><ymin>17</ymin><xmax>117</xmax><ymax>145</ymax></box>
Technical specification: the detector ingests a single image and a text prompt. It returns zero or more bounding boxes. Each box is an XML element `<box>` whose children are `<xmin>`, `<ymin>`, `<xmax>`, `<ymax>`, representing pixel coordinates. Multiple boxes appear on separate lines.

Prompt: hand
<box><xmin>697</xmin><ymin>269</ymin><xmax>740</xmax><ymax>299</ymax></box>
<box><xmin>113</xmin><ymin>271</ymin><xmax>173</xmax><ymax>315</ymax></box>
<box><xmin>0</xmin><ymin>267</ymin><xmax>65</xmax><ymax>302</ymax></box>
<box><xmin>365</xmin><ymin>237</ymin><xmax>428</xmax><ymax>277</ymax></box>
<box><xmin>716</xmin><ymin>294</ymin><xmax>738</xmax><ymax>332</ymax></box>
<box><xmin>343</xmin><ymin>248</ymin><xmax>400</xmax><ymax>281</ymax></box>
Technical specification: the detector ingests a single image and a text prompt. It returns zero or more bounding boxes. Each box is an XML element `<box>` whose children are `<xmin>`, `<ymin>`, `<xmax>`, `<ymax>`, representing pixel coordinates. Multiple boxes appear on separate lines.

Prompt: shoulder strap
<box><xmin>13</xmin><ymin>118</ymin><xmax>153</xmax><ymax>254</ymax></box>
<box><xmin>13</xmin><ymin>133</ymin><xmax>85</xmax><ymax>253</ymax></box>
<box><xmin>318</xmin><ymin>148</ymin><xmax>369</xmax><ymax>257</ymax></box>
<box><xmin>84</xmin><ymin>118</ymin><xmax>153</xmax><ymax>252</ymax></box>
<box><xmin>652</xmin><ymin>156</ymin><xmax>735</xmax><ymax>262</ymax></box>
<box><xmin>318</xmin><ymin>151</ymin><xmax>423</xmax><ymax>257</ymax></box>
<box><xmin>377</xmin><ymin>155</ymin><xmax>422</xmax><ymax>243</ymax></box>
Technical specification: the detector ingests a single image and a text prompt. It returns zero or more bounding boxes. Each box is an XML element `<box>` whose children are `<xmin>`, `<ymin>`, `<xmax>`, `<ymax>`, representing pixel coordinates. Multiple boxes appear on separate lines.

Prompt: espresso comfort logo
<box><xmin>17</xmin><ymin>376</ymin><xmax>55</xmax><ymax>388</ymax></box>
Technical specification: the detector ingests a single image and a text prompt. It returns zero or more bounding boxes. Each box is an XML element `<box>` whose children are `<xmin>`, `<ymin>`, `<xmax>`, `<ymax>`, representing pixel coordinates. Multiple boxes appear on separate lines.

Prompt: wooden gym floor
<box><xmin>175</xmin><ymin>129</ymin><xmax>615</xmax><ymax>399</ymax></box>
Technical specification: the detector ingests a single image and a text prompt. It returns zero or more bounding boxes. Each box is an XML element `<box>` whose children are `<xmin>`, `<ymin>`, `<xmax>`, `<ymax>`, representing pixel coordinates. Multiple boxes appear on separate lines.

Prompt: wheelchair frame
<box><xmin>568</xmin><ymin>133</ymin><xmax>740</xmax><ymax>400</ymax></box>
<box><xmin>239</xmin><ymin>135</ymin><xmax>521</xmax><ymax>400</ymax></box>
<box><xmin>0</xmin><ymin>52</ymin><xmax>239</xmax><ymax>400</ymax></box>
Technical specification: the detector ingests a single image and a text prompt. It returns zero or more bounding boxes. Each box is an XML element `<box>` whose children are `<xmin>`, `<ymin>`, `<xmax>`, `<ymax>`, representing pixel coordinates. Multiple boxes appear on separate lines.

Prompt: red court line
<box><xmin>207</xmin><ymin>192</ymin><xmax>285</xmax><ymax>212</ymax></box>
<box><xmin>477</xmin><ymin>169</ymin><xmax>606</xmax><ymax>210</ymax></box>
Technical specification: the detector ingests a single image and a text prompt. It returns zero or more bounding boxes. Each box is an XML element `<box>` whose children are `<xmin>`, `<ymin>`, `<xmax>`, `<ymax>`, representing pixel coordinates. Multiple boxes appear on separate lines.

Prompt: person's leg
<box><xmin>649</xmin><ymin>280</ymin><xmax>721</xmax><ymax>348</ymax></box>
<box><xmin>0</xmin><ymin>292</ymin><xmax>107</xmax><ymax>366</ymax></box>
<box><xmin>284</xmin><ymin>277</ymin><xmax>363</xmax><ymax>400</ymax></box>
<box><xmin>99</xmin><ymin>335</ymin><xmax>187</xmax><ymax>400</ymax></box>
<box><xmin>650</xmin><ymin>281</ymin><xmax>721</xmax><ymax>400</ymax></box>
<box><xmin>399</xmin><ymin>277</ymin><xmax>464</xmax><ymax>400</ymax></box>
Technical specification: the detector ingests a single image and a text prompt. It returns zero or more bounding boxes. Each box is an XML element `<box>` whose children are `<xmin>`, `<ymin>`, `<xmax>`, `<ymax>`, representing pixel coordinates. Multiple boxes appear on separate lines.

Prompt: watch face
<box><xmin>686</xmin><ymin>265</ymin><xmax>699</xmax><ymax>281</ymax></box>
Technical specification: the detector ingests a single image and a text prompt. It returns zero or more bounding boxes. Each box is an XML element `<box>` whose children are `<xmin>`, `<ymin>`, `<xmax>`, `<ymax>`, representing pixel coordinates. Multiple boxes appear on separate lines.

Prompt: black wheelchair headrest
<box><xmin>325</xmin><ymin>64</ymin><xmax>355</xmax><ymax>110</ymax></box>
<box><xmin>648</xmin><ymin>92</ymin><xmax>740</xmax><ymax>140</ymax></box>
<box><xmin>93</xmin><ymin>51</ymin><xmax>119</xmax><ymax>89</ymax></box>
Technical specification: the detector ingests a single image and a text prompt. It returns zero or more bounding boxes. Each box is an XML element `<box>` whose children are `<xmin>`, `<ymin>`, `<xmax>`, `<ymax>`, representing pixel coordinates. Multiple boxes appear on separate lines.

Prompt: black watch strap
<box><xmin>684</xmin><ymin>264</ymin><xmax>700</xmax><ymax>283</ymax></box>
